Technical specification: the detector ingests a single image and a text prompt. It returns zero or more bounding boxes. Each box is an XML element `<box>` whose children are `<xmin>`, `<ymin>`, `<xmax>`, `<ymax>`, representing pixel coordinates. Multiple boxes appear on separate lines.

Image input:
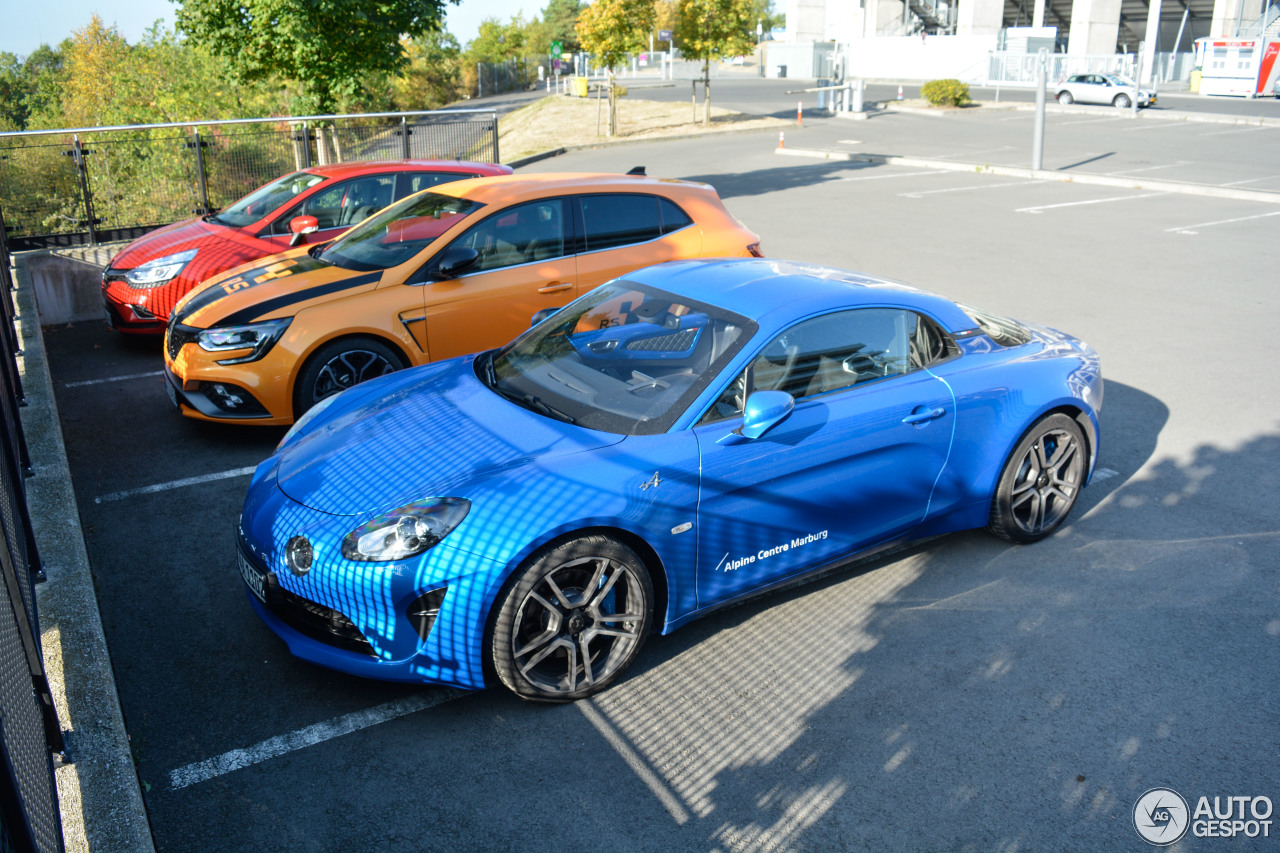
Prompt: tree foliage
<box><xmin>543</xmin><ymin>0</ymin><xmax>586</xmax><ymax>53</ymax></box>
<box><xmin>175</xmin><ymin>0</ymin><xmax>460</xmax><ymax>114</ymax></box>
<box><xmin>675</xmin><ymin>0</ymin><xmax>755</xmax><ymax>124</ymax></box>
<box><xmin>576</xmin><ymin>0</ymin><xmax>655</xmax><ymax>71</ymax></box>
<box><xmin>394</xmin><ymin>31</ymin><xmax>464</xmax><ymax>110</ymax></box>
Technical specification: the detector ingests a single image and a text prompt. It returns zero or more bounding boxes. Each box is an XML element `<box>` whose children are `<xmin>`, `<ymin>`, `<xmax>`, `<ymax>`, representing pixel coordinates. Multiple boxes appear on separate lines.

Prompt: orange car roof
<box><xmin>432</xmin><ymin>172</ymin><xmax>714</xmax><ymax>202</ymax></box>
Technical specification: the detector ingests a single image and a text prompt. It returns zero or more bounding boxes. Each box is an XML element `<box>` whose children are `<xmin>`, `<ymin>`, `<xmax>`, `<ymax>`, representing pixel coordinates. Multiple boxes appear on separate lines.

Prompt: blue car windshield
<box><xmin>210</xmin><ymin>171</ymin><xmax>327</xmax><ymax>228</ymax></box>
<box><xmin>318</xmin><ymin>191</ymin><xmax>483</xmax><ymax>271</ymax></box>
<box><xmin>484</xmin><ymin>281</ymin><xmax>755</xmax><ymax>435</ymax></box>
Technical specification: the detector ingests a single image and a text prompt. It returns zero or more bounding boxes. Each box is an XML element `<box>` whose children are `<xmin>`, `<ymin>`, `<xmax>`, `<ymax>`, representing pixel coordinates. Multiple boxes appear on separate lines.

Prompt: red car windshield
<box><xmin>211</xmin><ymin>171</ymin><xmax>328</xmax><ymax>228</ymax></box>
<box><xmin>318</xmin><ymin>191</ymin><xmax>482</xmax><ymax>271</ymax></box>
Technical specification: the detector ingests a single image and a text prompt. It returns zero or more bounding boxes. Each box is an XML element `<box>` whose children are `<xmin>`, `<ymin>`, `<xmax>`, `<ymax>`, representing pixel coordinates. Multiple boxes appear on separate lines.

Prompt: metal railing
<box><xmin>0</xmin><ymin>109</ymin><xmax>499</xmax><ymax>251</ymax></box>
<box><xmin>987</xmin><ymin>51</ymin><xmax>1137</xmax><ymax>86</ymax></box>
<box><xmin>0</xmin><ymin>211</ymin><xmax>67</xmax><ymax>853</ymax></box>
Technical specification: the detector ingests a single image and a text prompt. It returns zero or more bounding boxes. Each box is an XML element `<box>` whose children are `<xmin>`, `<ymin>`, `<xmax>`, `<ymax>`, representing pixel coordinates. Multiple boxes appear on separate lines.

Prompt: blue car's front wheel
<box><xmin>491</xmin><ymin>536</ymin><xmax>654</xmax><ymax>702</ymax></box>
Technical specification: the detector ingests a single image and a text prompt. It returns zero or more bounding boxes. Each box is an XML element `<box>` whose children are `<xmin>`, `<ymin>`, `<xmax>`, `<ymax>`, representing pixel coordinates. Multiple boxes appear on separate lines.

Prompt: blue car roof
<box><xmin>622</xmin><ymin>259</ymin><xmax>979</xmax><ymax>332</ymax></box>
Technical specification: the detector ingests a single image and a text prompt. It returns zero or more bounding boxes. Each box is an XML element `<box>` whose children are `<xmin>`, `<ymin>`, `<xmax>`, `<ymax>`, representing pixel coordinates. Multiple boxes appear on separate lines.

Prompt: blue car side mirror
<box><xmin>719</xmin><ymin>390</ymin><xmax>794</xmax><ymax>445</ymax></box>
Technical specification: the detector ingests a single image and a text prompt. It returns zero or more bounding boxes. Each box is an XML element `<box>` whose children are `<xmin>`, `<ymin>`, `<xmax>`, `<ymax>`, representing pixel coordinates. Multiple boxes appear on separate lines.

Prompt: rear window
<box><xmin>580</xmin><ymin>194</ymin><xmax>663</xmax><ymax>251</ymax></box>
<box><xmin>958</xmin><ymin>303</ymin><xmax>1032</xmax><ymax>347</ymax></box>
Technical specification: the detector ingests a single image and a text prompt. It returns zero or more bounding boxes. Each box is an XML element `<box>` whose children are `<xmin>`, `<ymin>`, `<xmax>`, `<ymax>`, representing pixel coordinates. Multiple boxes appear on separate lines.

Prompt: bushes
<box><xmin>920</xmin><ymin>79</ymin><xmax>971</xmax><ymax>107</ymax></box>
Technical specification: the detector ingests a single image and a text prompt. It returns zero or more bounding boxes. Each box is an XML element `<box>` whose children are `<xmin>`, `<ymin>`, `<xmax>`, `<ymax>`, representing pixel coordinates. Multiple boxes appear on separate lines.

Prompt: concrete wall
<box><xmin>23</xmin><ymin>251</ymin><xmax>111</xmax><ymax>326</ymax></box>
<box><xmin>844</xmin><ymin>34</ymin><xmax>1000</xmax><ymax>80</ymax></box>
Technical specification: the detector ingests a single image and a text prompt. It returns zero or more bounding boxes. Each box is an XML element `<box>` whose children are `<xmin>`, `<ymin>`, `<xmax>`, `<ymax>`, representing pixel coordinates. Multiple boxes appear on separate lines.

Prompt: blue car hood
<box><xmin>275</xmin><ymin>359</ymin><xmax>623</xmax><ymax>516</ymax></box>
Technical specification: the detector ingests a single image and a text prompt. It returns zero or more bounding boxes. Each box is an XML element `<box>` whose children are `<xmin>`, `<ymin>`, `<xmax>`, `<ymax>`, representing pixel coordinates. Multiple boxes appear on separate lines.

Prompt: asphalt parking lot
<box><xmin>38</xmin><ymin>95</ymin><xmax>1279</xmax><ymax>851</ymax></box>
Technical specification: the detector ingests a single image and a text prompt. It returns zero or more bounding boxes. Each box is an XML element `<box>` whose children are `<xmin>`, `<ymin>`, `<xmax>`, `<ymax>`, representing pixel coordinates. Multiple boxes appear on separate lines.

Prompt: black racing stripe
<box><xmin>211</xmin><ymin>271</ymin><xmax>384</xmax><ymax>327</ymax></box>
<box><xmin>173</xmin><ymin>254</ymin><xmax>332</xmax><ymax>325</ymax></box>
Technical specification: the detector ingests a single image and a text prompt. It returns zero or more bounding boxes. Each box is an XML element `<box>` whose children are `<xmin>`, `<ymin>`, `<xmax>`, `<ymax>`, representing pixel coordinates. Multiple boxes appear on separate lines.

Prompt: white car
<box><xmin>1055</xmin><ymin>73</ymin><xmax>1156</xmax><ymax>108</ymax></box>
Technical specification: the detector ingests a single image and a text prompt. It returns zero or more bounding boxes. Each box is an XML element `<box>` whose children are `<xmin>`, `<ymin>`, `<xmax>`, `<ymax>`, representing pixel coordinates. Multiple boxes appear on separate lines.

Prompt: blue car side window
<box><xmin>703</xmin><ymin>308</ymin><xmax>951</xmax><ymax>423</ymax></box>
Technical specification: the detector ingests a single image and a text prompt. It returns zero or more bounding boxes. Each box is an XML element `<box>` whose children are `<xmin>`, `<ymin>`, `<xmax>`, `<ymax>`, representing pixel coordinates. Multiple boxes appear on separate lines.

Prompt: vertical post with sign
<box><xmin>551</xmin><ymin>40</ymin><xmax>563</xmax><ymax>94</ymax></box>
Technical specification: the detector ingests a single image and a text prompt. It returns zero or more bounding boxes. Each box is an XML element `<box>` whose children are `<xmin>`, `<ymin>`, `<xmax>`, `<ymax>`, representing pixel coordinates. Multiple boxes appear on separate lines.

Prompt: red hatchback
<box><xmin>101</xmin><ymin>159</ymin><xmax>512</xmax><ymax>333</ymax></box>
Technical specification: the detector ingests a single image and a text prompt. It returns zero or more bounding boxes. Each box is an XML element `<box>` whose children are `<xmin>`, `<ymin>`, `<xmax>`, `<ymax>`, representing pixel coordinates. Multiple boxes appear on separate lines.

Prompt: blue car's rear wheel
<box><xmin>989</xmin><ymin>414</ymin><xmax>1086</xmax><ymax>543</ymax></box>
<box><xmin>492</xmin><ymin>536</ymin><xmax>653</xmax><ymax>702</ymax></box>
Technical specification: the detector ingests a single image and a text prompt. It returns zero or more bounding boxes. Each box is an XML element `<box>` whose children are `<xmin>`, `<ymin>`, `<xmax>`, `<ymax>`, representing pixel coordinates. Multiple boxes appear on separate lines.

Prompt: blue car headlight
<box><xmin>124</xmin><ymin>249</ymin><xmax>198</xmax><ymax>287</ymax></box>
<box><xmin>197</xmin><ymin>317</ymin><xmax>292</xmax><ymax>365</ymax></box>
<box><xmin>341</xmin><ymin>498</ymin><xmax>470</xmax><ymax>562</ymax></box>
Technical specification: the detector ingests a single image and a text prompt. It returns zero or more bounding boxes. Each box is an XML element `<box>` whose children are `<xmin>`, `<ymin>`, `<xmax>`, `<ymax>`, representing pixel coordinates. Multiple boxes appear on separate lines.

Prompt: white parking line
<box><xmin>1198</xmin><ymin>126</ymin><xmax>1270</xmax><ymax>137</ymax></box>
<box><xmin>94</xmin><ymin>466</ymin><xmax>258</xmax><ymax>504</ymax></box>
<box><xmin>1223</xmin><ymin>174</ymin><xmax>1280</xmax><ymax>186</ymax></box>
<box><xmin>1103</xmin><ymin>161</ymin><xmax>1190</xmax><ymax>175</ymax></box>
<box><xmin>1058</xmin><ymin>116</ymin><xmax>1129</xmax><ymax>125</ymax></box>
<box><xmin>579</xmin><ymin>702</ymin><xmax>690</xmax><ymax>824</ymax></box>
<box><xmin>1165</xmin><ymin>209</ymin><xmax>1280</xmax><ymax>234</ymax></box>
<box><xmin>169</xmin><ymin>690</ymin><xmax>466</xmax><ymax>790</ymax></box>
<box><xmin>900</xmin><ymin>179</ymin><xmax>1048</xmax><ymax>198</ymax></box>
<box><xmin>838</xmin><ymin>170</ymin><xmax>950</xmax><ymax>182</ymax></box>
<box><xmin>1092</xmin><ymin>467</ymin><xmax>1120</xmax><ymax>481</ymax></box>
<box><xmin>1122</xmin><ymin>122</ymin><xmax>1189</xmax><ymax>132</ymax></box>
<box><xmin>1016</xmin><ymin>191</ymin><xmax>1167</xmax><ymax>213</ymax></box>
<box><xmin>924</xmin><ymin>145</ymin><xmax>1017</xmax><ymax>159</ymax></box>
<box><xmin>64</xmin><ymin>370</ymin><xmax>164</xmax><ymax>389</ymax></box>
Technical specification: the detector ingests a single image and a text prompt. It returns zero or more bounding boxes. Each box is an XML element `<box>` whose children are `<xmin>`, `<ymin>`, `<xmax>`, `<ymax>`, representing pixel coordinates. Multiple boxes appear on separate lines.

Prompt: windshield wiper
<box><xmin>519</xmin><ymin>393</ymin><xmax>576</xmax><ymax>424</ymax></box>
<box><xmin>482</xmin><ymin>357</ymin><xmax>575</xmax><ymax>424</ymax></box>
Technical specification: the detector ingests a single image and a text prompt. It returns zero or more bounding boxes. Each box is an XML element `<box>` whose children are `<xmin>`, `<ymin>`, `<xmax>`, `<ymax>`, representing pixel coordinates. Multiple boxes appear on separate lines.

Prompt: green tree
<box><xmin>675</xmin><ymin>0</ymin><xmax>754</xmax><ymax>125</ymax></box>
<box><xmin>576</xmin><ymin>0</ymin><xmax>654</xmax><ymax>135</ymax></box>
<box><xmin>394</xmin><ymin>31</ymin><xmax>463</xmax><ymax>109</ymax></box>
<box><xmin>543</xmin><ymin>0</ymin><xmax>585</xmax><ymax>53</ymax></box>
<box><xmin>466</xmin><ymin>15</ymin><xmax>529</xmax><ymax>64</ymax></box>
<box><xmin>175</xmin><ymin>0</ymin><xmax>460</xmax><ymax>114</ymax></box>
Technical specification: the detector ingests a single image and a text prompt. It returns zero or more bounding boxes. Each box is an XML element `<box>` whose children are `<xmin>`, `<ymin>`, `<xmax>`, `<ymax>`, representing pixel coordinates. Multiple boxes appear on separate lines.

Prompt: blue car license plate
<box><xmin>239</xmin><ymin>549</ymin><xmax>268</xmax><ymax>602</ymax></box>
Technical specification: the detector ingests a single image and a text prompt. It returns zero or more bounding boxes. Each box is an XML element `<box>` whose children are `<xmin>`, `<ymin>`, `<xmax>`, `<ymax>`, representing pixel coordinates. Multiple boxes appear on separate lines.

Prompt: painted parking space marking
<box><xmin>1165</xmin><ymin>209</ymin><xmax>1280</xmax><ymax>234</ymax></box>
<box><xmin>64</xmin><ymin>369</ymin><xmax>164</xmax><ymax>389</ymax></box>
<box><xmin>94</xmin><ymin>466</ymin><xmax>258</xmax><ymax>504</ymax></box>
<box><xmin>1122</xmin><ymin>121</ymin><xmax>1192</xmax><ymax>132</ymax></box>
<box><xmin>579</xmin><ymin>702</ymin><xmax>690</xmax><ymax>824</ymax></box>
<box><xmin>1092</xmin><ymin>467</ymin><xmax>1120</xmax><ymax>481</ymax></box>
<box><xmin>1198</xmin><ymin>126</ymin><xmax>1272</xmax><ymax>137</ymax></box>
<box><xmin>838</xmin><ymin>170</ymin><xmax>950</xmax><ymax>182</ymax></box>
<box><xmin>1103</xmin><ymin>161</ymin><xmax>1190</xmax><ymax>175</ymax></box>
<box><xmin>924</xmin><ymin>145</ymin><xmax>1017</xmax><ymax>159</ymax></box>
<box><xmin>169</xmin><ymin>689</ymin><xmax>467</xmax><ymax>790</ymax></box>
<box><xmin>900</xmin><ymin>179</ymin><xmax>1048</xmax><ymax>198</ymax></box>
<box><xmin>1223</xmin><ymin>174</ymin><xmax>1280</xmax><ymax>186</ymax></box>
<box><xmin>1016</xmin><ymin>192</ymin><xmax>1167</xmax><ymax>213</ymax></box>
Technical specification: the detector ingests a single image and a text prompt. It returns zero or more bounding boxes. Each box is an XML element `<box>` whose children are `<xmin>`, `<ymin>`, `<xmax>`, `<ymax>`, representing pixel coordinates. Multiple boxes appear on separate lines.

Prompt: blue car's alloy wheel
<box><xmin>989</xmin><ymin>414</ymin><xmax>1087</xmax><ymax>543</ymax></box>
<box><xmin>492</xmin><ymin>536</ymin><xmax>654</xmax><ymax>702</ymax></box>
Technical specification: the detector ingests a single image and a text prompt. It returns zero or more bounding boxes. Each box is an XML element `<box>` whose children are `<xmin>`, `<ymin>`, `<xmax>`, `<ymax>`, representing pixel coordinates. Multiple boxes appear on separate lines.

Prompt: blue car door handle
<box><xmin>902</xmin><ymin>407</ymin><xmax>946</xmax><ymax>425</ymax></box>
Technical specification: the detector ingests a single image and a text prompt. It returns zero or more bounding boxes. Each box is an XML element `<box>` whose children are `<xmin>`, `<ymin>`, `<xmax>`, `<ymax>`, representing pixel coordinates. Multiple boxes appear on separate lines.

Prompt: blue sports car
<box><xmin>238</xmin><ymin>259</ymin><xmax>1102</xmax><ymax>702</ymax></box>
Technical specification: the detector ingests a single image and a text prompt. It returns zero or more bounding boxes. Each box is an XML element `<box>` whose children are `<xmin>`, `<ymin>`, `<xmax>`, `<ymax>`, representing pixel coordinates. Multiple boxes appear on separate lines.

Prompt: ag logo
<box><xmin>1133</xmin><ymin>787</ymin><xmax>1189</xmax><ymax>846</ymax></box>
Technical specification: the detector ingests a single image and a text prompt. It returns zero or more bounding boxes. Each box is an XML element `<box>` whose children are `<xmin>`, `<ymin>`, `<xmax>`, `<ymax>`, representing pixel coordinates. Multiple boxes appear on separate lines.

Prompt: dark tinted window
<box><xmin>397</xmin><ymin>171</ymin><xmax>481</xmax><ymax>198</ymax></box>
<box><xmin>580</xmin><ymin>194</ymin><xmax>663</xmax><ymax>251</ymax></box>
<box><xmin>659</xmin><ymin>198</ymin><xmax>693</xmax><ymax>234</ymax></box>
<box><xmin>453</xmin><ymin>199</ymin><xmax>566</xmax><ymax>273</ymax></box>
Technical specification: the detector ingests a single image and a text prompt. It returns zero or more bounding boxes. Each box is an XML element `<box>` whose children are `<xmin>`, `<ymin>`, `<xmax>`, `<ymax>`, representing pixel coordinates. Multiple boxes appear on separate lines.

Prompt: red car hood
<box><xmin>108</xmin><ymin>217</ymin><xmax>274</xmax><ymax>273</ymax></box>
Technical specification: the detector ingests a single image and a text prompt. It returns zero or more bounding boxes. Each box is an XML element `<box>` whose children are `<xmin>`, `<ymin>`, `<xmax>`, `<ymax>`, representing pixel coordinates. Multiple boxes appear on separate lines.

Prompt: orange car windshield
<box><xmin>319</xmin><ymin>191</ymin><xmax>483</xmax><ymax>272</ymax></box>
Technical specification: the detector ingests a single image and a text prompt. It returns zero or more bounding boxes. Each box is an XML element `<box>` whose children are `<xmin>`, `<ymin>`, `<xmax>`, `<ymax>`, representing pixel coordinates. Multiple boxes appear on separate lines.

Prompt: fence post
<box><xmin>190</xmin><ymin>127</ymin><xmax>212</xmax><ymax>215</ymax></box>
<box><xmin>70</xmin><ymin>134</ymin><xmax>99</xmax><ymax>247</ymax></box>
<box><xmin>401</xmin><ymin>116</ymin><xmax>412</xmax><ymax>159</ymax></box>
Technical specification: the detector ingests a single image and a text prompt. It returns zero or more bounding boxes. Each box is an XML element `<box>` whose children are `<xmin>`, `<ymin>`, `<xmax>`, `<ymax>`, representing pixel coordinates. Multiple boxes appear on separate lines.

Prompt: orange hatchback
<box><xmin>163</xmin><ymin>171</ymin><xmax>763</xmax><ymax>424</ymax></box>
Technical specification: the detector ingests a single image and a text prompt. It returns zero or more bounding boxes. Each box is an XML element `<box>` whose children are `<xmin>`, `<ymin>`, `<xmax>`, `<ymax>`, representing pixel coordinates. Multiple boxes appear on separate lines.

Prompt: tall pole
<box><xmin>1032</xmin><ymin>48</ymin><xmax>1047</xmax><ymax>171</ymax></box>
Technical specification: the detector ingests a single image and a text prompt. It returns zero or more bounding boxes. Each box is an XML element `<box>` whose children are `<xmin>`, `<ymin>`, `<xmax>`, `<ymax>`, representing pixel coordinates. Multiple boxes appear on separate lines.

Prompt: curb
<box><xmin>504</xmin><ymin>120</ymin><xmax>788</xmax><ymax>170</ymax></box>
<box><xmin>773</xmin><ymin>146</ymin><xmax>1280</xmax><ymax>205</ymax></box>
<box><xmin>873</xmin><ymin>100</ymin><xmax>1280</xmax><ymax>127</ymax></box>
<box><xmin>14</xmin><ymin>255</ymin><xmax>156</xmax><ymax>853</ymax></box>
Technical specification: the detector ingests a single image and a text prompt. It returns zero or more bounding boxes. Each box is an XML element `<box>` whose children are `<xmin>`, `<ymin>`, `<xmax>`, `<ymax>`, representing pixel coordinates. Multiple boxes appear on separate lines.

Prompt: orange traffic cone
<box><xmin>778</xmin><ymin>131</ymin><xmax>785</xmax><ymax>148</ymax></box>
<box><xmin>897</xmin><ymin>85</ymin><xmax>904</xmax><ymax>100</ymax></box>
<box><xmin>797</xmin><ymin>101</ymin><xmax>803</xmax><ymax>125</ymax></box>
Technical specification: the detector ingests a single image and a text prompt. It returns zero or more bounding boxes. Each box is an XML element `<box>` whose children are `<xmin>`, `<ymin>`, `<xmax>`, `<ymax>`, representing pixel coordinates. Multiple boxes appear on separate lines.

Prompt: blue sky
<box><xmin>0</xmin><ymin>0</ymin><xmax>535</xmax><ymax>58</ymax></box>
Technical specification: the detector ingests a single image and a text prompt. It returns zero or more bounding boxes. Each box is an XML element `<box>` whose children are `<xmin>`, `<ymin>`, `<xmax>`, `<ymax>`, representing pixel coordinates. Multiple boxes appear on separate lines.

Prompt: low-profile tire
<box><xmin>491</xmin><ymin>535</ymin><xmax>654</xmax><ymax>702</ymax></box>
<box><xmin>1113</xmin><ymin>93</ymin><xmax>1132</xmax><ymax>109</ymax></box>
<box><xmin>1057</xmin><ymin>91</ymin><xmax>1074</xmax><ymax>105</ymax></box>
<box><xmin>293</xmin><ymin>337</ymin><xmax>406</xmax><ymax>418</ymax></box>
<box><xmin>988</xmin><ymin>413</ymin><xmax>1087</xmax><ymax>544</ymax></box>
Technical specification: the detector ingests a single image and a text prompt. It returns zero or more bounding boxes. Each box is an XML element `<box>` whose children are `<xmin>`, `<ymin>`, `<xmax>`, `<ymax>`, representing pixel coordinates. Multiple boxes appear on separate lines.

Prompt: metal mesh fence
<box><xmin>0</xmin><ymin>109</ymin><xmax>498</xmax><ymax>251</ymax></box>
<box><xmin>0</xmin><ymin>223</ymin><xmax>65</xmax><ymax>852</ymax></box>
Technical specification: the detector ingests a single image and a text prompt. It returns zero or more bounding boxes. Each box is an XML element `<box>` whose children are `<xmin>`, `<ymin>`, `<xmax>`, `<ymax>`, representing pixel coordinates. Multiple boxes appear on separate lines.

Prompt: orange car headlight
<box><xmin>197</xmin><ymin>317</ymin><xmax>292</xmax><ymax>365</ymax></box>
